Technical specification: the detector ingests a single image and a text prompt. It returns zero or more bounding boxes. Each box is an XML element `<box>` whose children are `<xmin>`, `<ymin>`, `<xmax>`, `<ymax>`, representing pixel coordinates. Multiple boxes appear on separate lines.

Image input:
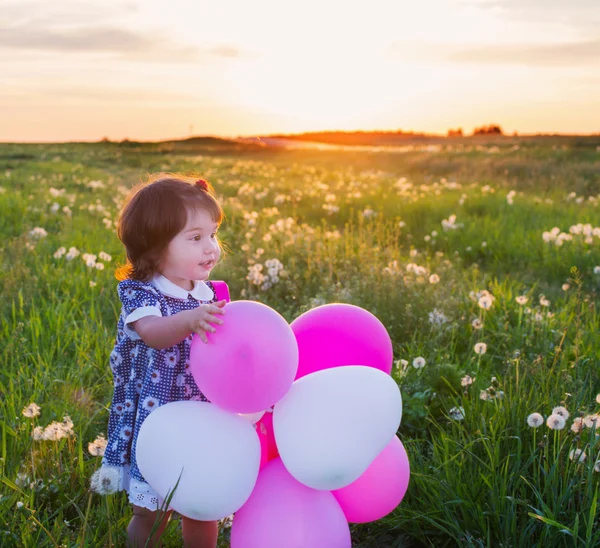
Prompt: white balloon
<box><xmin>137</xmin><ymin>401</ymin><xmax>260</xmax><ymax>520</ymax></box>
<box><xmin>273</xmin><ymin>366</ymin><xmax>402</xmax><ymax>491</ymax></box>
<box><xmin>238</xmin><ymin>410</ymin><xmax>266</xmax><ymax>424</ymax></box>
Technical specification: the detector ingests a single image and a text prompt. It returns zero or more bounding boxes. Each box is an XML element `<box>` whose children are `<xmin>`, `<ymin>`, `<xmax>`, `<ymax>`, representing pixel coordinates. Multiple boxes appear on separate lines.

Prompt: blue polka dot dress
<box><xmin>98</xmin><ymin>274</ymin><xmax>226</xmax><ymax>510</ymax></box>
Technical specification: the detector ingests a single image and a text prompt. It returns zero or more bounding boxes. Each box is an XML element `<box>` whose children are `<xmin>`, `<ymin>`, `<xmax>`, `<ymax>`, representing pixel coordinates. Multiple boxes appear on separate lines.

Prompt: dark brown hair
<box><xmin>115</xmin><ymin>173</ymin><xmax>225</xmax><ymax>281</ymax></box>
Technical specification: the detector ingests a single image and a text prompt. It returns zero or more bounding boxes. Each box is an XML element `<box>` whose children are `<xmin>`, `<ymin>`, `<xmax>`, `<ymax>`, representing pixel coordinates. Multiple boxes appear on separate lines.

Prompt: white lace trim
<box><xmin>128</xmin><ymin>477</ymin><xmax>173</xmax><ymax>511</ymax></box>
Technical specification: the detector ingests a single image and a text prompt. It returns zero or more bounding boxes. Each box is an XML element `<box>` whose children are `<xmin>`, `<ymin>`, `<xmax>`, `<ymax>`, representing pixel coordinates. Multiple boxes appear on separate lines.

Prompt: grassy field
<box><xmin>1</xmin><ymin>137</ymin><xmax>599</xmax><ymax>547</ymax></box>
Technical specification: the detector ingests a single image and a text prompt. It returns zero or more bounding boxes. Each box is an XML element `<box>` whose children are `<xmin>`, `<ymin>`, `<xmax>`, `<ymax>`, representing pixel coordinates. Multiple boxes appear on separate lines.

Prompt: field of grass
<box><xmin>1</xmin><ymin>137</ymin><xmax>599</xmax><ymax>547</ymax></box>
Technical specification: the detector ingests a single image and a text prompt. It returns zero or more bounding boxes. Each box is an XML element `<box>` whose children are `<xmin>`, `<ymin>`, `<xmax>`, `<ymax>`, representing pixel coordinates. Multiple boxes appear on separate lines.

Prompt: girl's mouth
<box><xmin>200</xmin><ymin>260</ymin><xmax>215</xmax><ymax>269</ymax></box>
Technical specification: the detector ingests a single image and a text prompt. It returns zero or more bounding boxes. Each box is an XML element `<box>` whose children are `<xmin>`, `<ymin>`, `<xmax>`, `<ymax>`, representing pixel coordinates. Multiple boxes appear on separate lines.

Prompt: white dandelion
<box><xmin>412</xmin><ymin>357</ymin><xmax>426</xmax><ymax>369</ymax></box>
<box><xmin>571</xmin><ymin>417</ymin><xmax>585</xmax><ymax>433</ymax></box>
<box><xmin>527</xmin><ymin>413</ymin><xmax>544</xmax><ymax>428</ymax></box>
<box><xmin>552</xmin><ymin>406</ymin><xmax>570</xmax><ymax>421</ymax></box>
<box><xmin>88</xmin><ymin>435</ymin><xmax>108</xmax><ymax>457</ymax></box>
<box><xmin>461</xmin><ymin>375</ymin><xmax>475</xmax><ymax>388</ymax></box>
<box><xmin>474</xmin><ymin>342</ymin><xmax>487</xmax><ymax>355</ymax></box>
<box><xmin>546</xmin><ymin>414</ymin><xmax>566</xmax><ymax>430</ymax></box>
<box><xmin>449</xmin><ymin>406</ymin><xmax>465</xmax><ymax>421</ymax></box>
<box><xmin>569</xmin><ymin>448</ymin><xmax>586</xmax><ymax>463</ymax></box>
<box><xmin>22</xmin><ymin>402</ymin><xmax>41</xmax><ymax>418</ymax></box>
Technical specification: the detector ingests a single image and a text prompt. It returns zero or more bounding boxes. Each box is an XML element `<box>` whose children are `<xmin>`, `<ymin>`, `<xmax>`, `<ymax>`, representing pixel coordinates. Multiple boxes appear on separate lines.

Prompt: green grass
<box><xmin>0</xmin><ymin>138</ymin><xmax>599</xmax><ymax>547</ymax></box>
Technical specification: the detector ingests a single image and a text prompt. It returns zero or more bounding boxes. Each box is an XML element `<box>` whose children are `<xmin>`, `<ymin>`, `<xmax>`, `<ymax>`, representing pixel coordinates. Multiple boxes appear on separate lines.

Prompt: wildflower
<box><xmin>95</xmin><ymin>262</ymin><xmax>105</xmax><ymax>270</ymax></box>
<box><xmin>90</xmin><ymin>466</ymin><xmax>120</xmax><ymax>495</ymax></box>
<box><xmin>449</xmin><ymin>406</ymin><xmax>465</xmax><ymax>421</ymax></box>
<box><xmin>552</xmin><ymin>406</ymin><xmax>570</xmax><ymax>421</ymax></box>
<box><xmin>22</xmin><ymin>403</ymin><xmax>41</xmax><ymax>418</ymax></box>
<box><xmin>571</xmin><ymin>417</ymin><xmax>585</xmax><ymax>433</ymax></box>
<box><xmin>88</xmin><ymin>435</ymin><xmax>108</xmax><ymax>457</ymax></box>
<box><xmin>461</xmin><ymin>375</ymin><xmax>475</xmax><ymax>388</ymax></box>
<box><xmin>98</xmin><ymin>251</ymin><xmax>112</xmax><ymax>262</ymax></box>
<box><xmin>53</xmin><ymin>247</ymin><xmax>66</xmax><ymax>259</ymax></box>
<box><xmin>569</xmin><ymin>448</ymin><xmax>586</xmax><ymax>463</ymax></box>
<box><xmin>515</xmin><ymin>295</ymin><xmax>528</xmax><ymax>305</ymax></box>
<box><xmin>412</xmin><ymin>357</ymin><xmax>426</xmax><ymax>369</ymax></box>
<box><xmin>16</xmin><ymin>501</ymin><xmax>24</xmax><ymax>509</ymax></box>
<box><xmin>546</xmin><ymin>414</ymin><xmax>566</xmax><ymax>430</ymax></box>
<box><xmin>474</xmin><ymin>342</ymin><xmax>487</xmax><ymax>355</ymax></box>
<box><xmin>595</xmin><ymin>461</ymin><xmax>600</xmax><ymax>473</ymax></box>
<box><xmin>89</xmin><ymin>281</ymin><xmax>97</xmax><ymax>288</ymax></box>
<box><xmin>32</xmin><ymin>426</ymin><xmax>44</xmax><ymax>440</ymax></box>
<box><xmin>29</xmin><ymin>227</ymin><xmax>48</xmax><ymax>239</ymax></box>
<box><xmin>562</xmin><ymin>283</ymin><xmax>570</xmax><ymax>291</ymax></box>
<box><xmin>539</xmin><ymin>296</ymin><xmax>551</xmax><ymax>307</ymax></box>
<box><xmin>65</xmin><ymin>247</ymin><xmax>80</xmax><ymax>260</ymax></box>
<box><xmin>394</xmin><ymin>359</ymin><xmax>409</xmax><ymax>371</ymax></box>
<box><xmin>584</xmin><ymin>414</ymin><xmax>599</xmax><ymax>428</ymax></box>
<box><xmin>478</xmin><ymin>295</ymin><xmax>494</xmax><ymax>310</ymax></box>
<box><xmin>428</xmin><ymin>308</ymin><xmax>448</xmax><ymax>326</ymax></box>
<box><xmin>596</xmin><ymin>394</ymin><xmax>600</xmax><ymax>404</ymax></box>
<box><xmin>480</xmin><ymin>390</ymin><xmax>493</xmax><ymax>402</ymax></box>
<box><xmin>472</xmin><ymin>318</ymin><xmax>483</xmax><ymax>330</ymax></box>
<box><xmin>527</xmin><ymin>413</ymin><xmax>544</xmax><ymax>428</ymax></box>
<box><xmin>429</xmin><ymin>274</ymin><xmax>440</xmax><ymax>284</ymax></box>
<box><xmin>594</xmin><ymin>266</ymin><xmax>600</xmax><ymax>275</ymax></box>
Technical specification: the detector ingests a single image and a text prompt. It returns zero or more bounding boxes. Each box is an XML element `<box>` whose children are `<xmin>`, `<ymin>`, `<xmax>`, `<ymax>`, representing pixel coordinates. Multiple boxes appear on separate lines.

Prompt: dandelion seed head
<box><xmin>527</xmin><ymin>413</ymin><xmax>544</xmax><ymax>428</ymax></box>
<box><xmin>569</xmin><ymin>448</ymin><xmax>586</xmax><ymax>463</ymax></box>
<box><xmin>546</xmin><ymin>414</ymin><xmax>566</xmax><ymax>430</ymax></box>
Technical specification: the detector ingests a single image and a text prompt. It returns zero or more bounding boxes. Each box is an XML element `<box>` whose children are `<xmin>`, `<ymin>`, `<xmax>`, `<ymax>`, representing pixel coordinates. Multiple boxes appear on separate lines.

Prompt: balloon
<box><xmin>290</xmin><ymin>303</ymin><xmax>393</xmax><ymax>379</ymax></box>
<box><xmin>230</xmin><ymin>458</ymin><xmax>351</xmax><ymax>548</ymax></box>
<box><xmin>190</xmin><ymin>301</ymin><xmax>298</xmax><ymax>414</ymax></box>
<box><xmin>239</xmin><ymin>410</ymin><xmax>266</xmax><ymax>424</ymax></box>
<box><xmin>136</xmin><ymin>401</ymin><xmax>260</xmax><ymax>520</ymax></box>
<box><xmin>257</xmin><ymin>423</ymin><xmax>269</xmax><ymax>470</ymax></box>
<box><xmin>273</xmin><ymin>366</ymin><xmax>402</xmax><ymax>490</ymax></box>
<box><xmin>332</xmin><ymin>436</ymin><xmax>410</xmax><ymax>523</ymax></box>
<box><xmin>256</xmin><ymin>411</ymin><xmax>279</xmax><ymax>469</ymax></box>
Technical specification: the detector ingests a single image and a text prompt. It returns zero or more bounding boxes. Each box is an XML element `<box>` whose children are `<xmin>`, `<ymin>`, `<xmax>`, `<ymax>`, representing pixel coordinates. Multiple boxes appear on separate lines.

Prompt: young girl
<box><xmin>91</xmin><ymin>174</ymin><xmax>229</xmax><ymax>548</ymax></box>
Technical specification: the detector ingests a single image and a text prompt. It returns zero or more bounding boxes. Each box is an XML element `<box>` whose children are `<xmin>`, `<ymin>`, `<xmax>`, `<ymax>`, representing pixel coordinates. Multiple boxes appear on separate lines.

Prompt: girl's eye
<box><xmin>192</xmin><ymin>235</ymin><xmax>201</xmax><ymax>241</ymax></box>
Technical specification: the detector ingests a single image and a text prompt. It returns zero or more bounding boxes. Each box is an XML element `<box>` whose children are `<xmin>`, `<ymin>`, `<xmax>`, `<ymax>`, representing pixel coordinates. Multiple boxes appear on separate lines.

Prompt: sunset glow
<box><xmin>1</xmin><ymin>0</ymin><xmax>599</xmax><ymax>141</ymax></box>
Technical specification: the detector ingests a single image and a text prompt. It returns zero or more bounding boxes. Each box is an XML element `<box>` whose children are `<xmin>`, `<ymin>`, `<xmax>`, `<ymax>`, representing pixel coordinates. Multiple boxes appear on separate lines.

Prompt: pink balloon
<box><xmin>190</xmin><ymin>301</ymin><xmax>298</xmax><ymax>414</ymax></box>
<box><xmin>332</xmin><ymin>435</ymin><xmax>410</xmax><ymax>523</ymax></box>
<box><xmin>256</xmin><ymin>412</ymin><xmax>279</xmax><ymax>468</ymax></box>
<box><xmin>257</xmin><ymin>425</ymin><xmax>269</xmax><ymax>470</ymax></box>
<box><xmin>231</xmin><ymin>458</ymin><xmax>351</xmax><ymax>548</ymax></box>
<box><xmin>291</xmin><ymin>303</ymin><xmax>393</xmax><ymax>379</ymax></box>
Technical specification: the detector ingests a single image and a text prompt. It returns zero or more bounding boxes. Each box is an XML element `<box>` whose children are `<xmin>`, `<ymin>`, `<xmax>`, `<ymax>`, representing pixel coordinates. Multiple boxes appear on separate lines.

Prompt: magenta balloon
<box><xmin>290</xmin><ymin>303</ymin><xmax>393</xmax><ymax>379</ymax></box>
<box><xmin>190</xmin><ymin>301</ymin><xmax>298</xmax><ymax>414</ymax></box>
<box><xmin>332</xmin><ymin>436</ymin><xmax>410</xmax><ymax>523</ymax></box>
<box><xmin>231</xmin><ymin>458</ymin><xmax>351</xmax><ymax>548</ymax></box>
<box><xmin>256</xmin><ymin>412</ymin><xmax>279</xmax><ymax>463</ymax></box>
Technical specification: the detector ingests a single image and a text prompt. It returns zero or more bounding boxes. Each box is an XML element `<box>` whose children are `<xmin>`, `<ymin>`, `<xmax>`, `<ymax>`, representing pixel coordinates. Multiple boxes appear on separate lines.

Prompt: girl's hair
<box><xmin>115</xmin><ymin>173</ymin><xmax>225</xmax><ymax>281</ymax></box>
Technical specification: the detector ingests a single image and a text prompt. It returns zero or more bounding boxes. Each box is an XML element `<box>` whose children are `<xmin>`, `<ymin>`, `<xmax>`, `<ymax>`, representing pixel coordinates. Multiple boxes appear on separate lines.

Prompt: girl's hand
<box><xmin>187</xmin><ymin>300</ymin><xmax>227</xmax><ymax>343</ymax></box>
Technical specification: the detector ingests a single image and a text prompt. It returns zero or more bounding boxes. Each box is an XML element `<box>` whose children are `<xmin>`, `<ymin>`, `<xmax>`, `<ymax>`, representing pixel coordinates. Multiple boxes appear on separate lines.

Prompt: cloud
<box><xmin>0</xmin><ymin>25</ymin><xmax>244</xmax><ymax>63</ymax></box>
<box><xmin>462</xmin><ymin>0</ymin><xmax>600</xmax><ymax>32</ymax></box>
<box><xmin>447</xmin><ymin>40</ymin><xmax>600</xmax><ymax>66</ymax></box>
<box><xmin>389</xmin><ymin>40</ymin><xmax>600</xmax><ymax>67</ymax></box>
<box><xmin>1</xmin><ymin>0</ymin><xmax>138</xmax><ymax>26</ymax></box>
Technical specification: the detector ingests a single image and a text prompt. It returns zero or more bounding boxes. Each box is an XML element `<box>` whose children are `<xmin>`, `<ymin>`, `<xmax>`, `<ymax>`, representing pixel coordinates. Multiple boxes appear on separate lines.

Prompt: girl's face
<box><xmin>160</xmin><ymin>208</ymin><xmax>221</xmax><ymax>287</ymax></box>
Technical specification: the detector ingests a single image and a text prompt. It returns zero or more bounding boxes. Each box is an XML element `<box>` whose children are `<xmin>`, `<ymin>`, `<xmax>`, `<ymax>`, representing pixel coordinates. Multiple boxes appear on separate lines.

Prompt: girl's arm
<box><xmin>132</xmin><ymin>301</ymin><xmax>227</xmax><ymax>350</ymax></box>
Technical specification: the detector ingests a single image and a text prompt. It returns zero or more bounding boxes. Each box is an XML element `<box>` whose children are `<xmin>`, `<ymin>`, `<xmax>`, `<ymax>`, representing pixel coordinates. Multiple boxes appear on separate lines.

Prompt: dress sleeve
<box><xmin>118</xmin><ymin>279</ymin><xmax>163</xmax><ymax>340</ymax></box>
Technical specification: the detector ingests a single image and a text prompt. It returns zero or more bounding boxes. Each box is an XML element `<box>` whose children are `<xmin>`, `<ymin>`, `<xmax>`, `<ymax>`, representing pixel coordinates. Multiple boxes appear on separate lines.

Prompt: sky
<box><xmin>1</xmin><ymin>0</ymin><xmax>599</xmax><ymax>142</ymax></box>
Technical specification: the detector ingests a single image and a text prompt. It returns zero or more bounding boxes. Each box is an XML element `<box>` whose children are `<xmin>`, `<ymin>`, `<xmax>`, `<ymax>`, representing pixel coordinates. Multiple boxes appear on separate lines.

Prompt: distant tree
<box><xmin>473</xmin><ymin>124</ymin><xmax>504</xmax><ymax>135</ymax></box>
<box><xmin>447</xmin><ymin>128</ymin><xmax>463</xmax><ymax>137</ymax></box>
